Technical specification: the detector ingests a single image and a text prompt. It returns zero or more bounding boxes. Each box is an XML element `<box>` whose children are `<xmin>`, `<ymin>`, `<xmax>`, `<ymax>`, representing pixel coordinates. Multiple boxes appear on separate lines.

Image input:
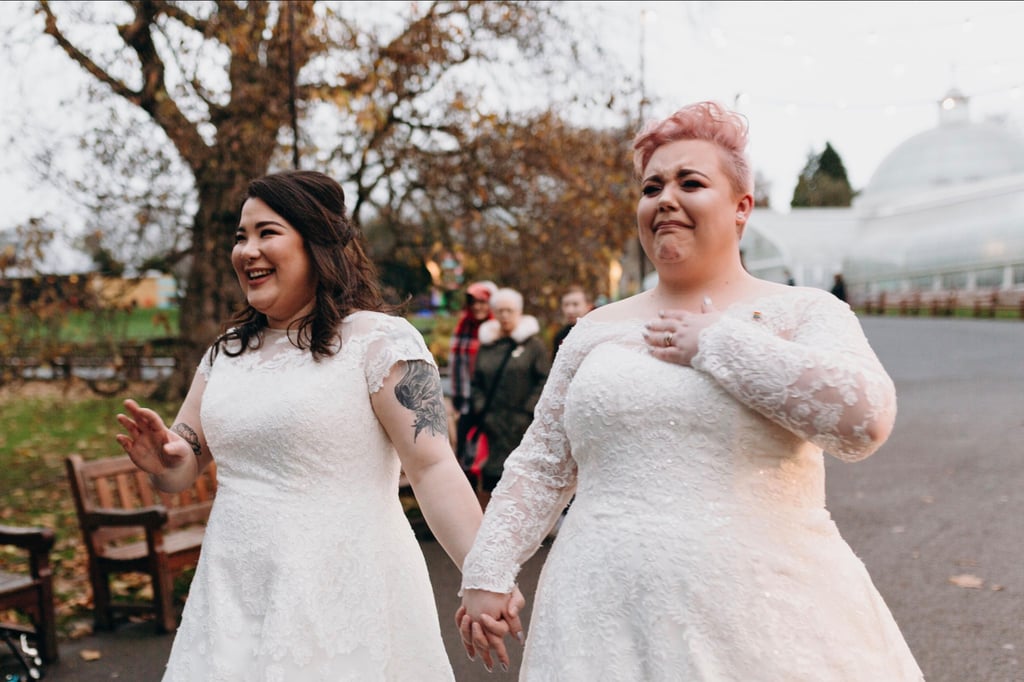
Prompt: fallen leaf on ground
<box><xmin>80</xmin><ymin>649</ymin><xmax>102</xmax><ymax>661</ymax></box>
<box><xmin>949</xmin><ymin>573</ymin><xmax>984</xmax><ymax>589</ymax></box>
<box><xmin>67</xmin><ymin>621</ymin><xmax>93</xmax><ymax>639</ymax></box>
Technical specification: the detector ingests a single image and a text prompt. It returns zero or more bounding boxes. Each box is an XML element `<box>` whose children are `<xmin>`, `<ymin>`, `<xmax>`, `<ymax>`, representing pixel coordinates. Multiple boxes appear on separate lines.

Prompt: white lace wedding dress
<box><xmin>162</xmin><ymin>311</ymin><xmax>454</xmax><ymax>681</ymax></box>
<box><xmin>461</xmin><ymin>288</ymin><xmax>924</xmax><ymax>681</ymax></box>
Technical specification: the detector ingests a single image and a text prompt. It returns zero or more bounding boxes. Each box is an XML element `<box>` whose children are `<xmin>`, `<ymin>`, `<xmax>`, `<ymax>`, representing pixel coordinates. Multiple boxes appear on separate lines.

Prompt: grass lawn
<box><xmin>0</xmin><ymin>307</ymin><xmax>179</xmax><ymax>348</ymax></box>
<box><xmin>0</xmin><ymin>380</ymin><xmax>179</xmax><ymax>634</ymax></box>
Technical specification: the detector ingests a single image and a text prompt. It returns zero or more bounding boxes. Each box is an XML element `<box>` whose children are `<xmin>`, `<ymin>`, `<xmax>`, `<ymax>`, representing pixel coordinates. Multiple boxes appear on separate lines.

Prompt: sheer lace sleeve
<box><xmin>691</xmin><ymin>290</ymin><xmax>896</xmax><ymax>462</ymax></box>
<box><xmin>352</xmin><ymin>313</ymin><xmax>436</xmax><ymax>394</ymax></box>
<box><xmin>461</xmin><ymin>324</ymin><xmax>604</xmax><ymax>594</ymax></box>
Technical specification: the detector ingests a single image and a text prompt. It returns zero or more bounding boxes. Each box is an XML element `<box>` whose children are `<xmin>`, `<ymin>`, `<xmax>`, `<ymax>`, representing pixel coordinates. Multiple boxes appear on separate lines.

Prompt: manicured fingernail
<box><xmin>485</xmin><ymin>663</ymin><xmax>493</xmax><ymax>673</ymax></box>
<box><xmin>516</xmin><ymin>631</ymin><xmax>525</xmax><ymax>644</ymax></box>
<box><xmin>502</xmin><ymin>662</ymin><xmax>509</xmax><ymax>672</ymax></box>
<box><xmin>703</xmin><ymin>296</ymin><xmax>712</xmax><ymax>306</ymax></box>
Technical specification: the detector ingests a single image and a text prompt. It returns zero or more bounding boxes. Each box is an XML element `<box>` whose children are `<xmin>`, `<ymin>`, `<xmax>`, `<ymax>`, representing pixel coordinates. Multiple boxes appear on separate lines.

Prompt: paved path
<box><xmin>822</xmin><ymin>317</ymin><xmax>1023</xmax><ymax>682</ymax></box>
<box><xmin>13</xmin><ymin>316</ymin><xmax>1023</xmax><ymax>681</ymax></box>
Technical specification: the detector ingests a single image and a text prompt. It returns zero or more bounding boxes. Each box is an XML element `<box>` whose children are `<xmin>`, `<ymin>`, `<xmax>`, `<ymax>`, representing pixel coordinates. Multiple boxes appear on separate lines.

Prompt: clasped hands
<box><xmin>456</xmin><ymin>587</ymin><xmax>526</xmax><ymax>673</ymax></box>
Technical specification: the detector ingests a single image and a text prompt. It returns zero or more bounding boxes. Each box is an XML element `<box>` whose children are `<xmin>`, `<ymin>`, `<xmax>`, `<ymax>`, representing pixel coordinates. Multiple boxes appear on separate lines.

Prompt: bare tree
<box><xmin>35</xmin><ymin>0</ymin><xmax>615</xmax><ymax>397</ymax></box>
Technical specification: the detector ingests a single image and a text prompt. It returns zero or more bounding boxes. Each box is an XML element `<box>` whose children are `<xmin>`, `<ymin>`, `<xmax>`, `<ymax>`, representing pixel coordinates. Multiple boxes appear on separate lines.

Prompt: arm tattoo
<box><xmin>394</xmin><ymin>360</ymin><xmax>448</xmax><ymax>441</ymax></box>
<box><xmin>171</xmin><ymin>422</ymin><xmax>203</xmax><ymax>459</ymax></box>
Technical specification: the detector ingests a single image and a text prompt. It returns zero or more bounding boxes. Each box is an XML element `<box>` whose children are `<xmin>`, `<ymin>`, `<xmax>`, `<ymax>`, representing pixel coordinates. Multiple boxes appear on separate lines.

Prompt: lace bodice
<box><xmin>163</xmin><ymin>311</ymin><xmax>454</xmax><ymax>681</ymax></box>
<box><xmin>194</xmin><ymin>312</ymin><xmax>436</xmax><ymax>496</ymax></box>
<box><xmin>459</xmin><ymin>288</ymin><xmax>921</xmax><ymax>680</ymax></box>
<box><xmin>462</xmin><ymin>287</ymin><xmax>896</xmax><ymax>594</ymax></box>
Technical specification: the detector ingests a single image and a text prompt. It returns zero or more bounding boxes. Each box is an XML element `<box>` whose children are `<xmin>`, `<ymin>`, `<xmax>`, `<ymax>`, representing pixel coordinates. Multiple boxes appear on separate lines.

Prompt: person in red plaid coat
<box><xmin>450</xmin><ymin>280</ymin><xmax>497</xmax><ymax>476</ymax></box>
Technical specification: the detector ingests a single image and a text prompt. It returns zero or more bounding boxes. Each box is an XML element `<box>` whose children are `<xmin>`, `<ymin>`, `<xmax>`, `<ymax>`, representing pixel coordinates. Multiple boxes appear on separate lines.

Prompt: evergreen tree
<box><xmin>790</xmin><ymin>142</ymin><xmax>854</xmax><ymax>208</ymax></box>
<box><xmin>818</xmin><ymin>143</ymin><xmax>851</xmax><ymax>185</ymax></box>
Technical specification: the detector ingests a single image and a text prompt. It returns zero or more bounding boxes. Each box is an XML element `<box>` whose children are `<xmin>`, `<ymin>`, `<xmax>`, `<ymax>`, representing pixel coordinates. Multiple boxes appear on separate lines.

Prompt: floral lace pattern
<box><xmin>166</xmin><ymin>311</ymin><xmax>453</xmax><ymax>681</ymax></box>
<box><xmin>461</xmin><ymin>288</ymin><xmax>922</xmax><ymax>681</ymax></box>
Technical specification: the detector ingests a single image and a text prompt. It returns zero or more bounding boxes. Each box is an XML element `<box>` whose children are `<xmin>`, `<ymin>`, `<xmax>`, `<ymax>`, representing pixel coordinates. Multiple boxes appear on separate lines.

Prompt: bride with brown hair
<box><xmin>116</xmin><ymin>170</ymin><xmax>485</xmax><ymax>680</ymax></box>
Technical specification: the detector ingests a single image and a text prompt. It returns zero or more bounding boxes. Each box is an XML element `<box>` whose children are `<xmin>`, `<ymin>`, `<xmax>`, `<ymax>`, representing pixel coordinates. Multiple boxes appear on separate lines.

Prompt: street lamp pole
<box><xmin>637</xmin><ymin>7</ymin><xmax>649</xmax><ymax>286</ymax></box>
<box><xmin>639</xmin><ymin>8</ymin><xmax>647</xmax><ymax>122</ymax></box>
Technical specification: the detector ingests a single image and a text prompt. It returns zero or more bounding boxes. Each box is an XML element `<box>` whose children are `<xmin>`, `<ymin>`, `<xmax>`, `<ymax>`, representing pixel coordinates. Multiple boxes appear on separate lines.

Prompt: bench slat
<box><xmin>136</xmin><ymin>470</ymin><xmax>157</xmax><ymax>506</ymax></box>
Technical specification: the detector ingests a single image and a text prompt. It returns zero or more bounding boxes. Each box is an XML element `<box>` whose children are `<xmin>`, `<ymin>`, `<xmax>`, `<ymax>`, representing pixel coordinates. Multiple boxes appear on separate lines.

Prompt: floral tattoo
<box><xmin>394</xmin><ymin>361</ymin><xmax>448</xmax><ymax>441</ymax></box>
<box><xmin>171</xmin><ymin>423</ymin><xmax>202</xmax><ymax>459</ymax></box>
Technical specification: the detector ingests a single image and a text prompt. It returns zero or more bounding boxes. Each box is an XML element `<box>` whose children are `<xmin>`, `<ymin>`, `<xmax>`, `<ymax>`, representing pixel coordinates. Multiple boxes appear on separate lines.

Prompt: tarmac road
<box><xmin>11</xmin><ymin>316</ymin><xmax>1022</xmax><ymax>682</ymax></box>
<box><xmin>822</xmin><ymin>317</ymin><xmax>1023</xmax><ymax>682</ymax></box>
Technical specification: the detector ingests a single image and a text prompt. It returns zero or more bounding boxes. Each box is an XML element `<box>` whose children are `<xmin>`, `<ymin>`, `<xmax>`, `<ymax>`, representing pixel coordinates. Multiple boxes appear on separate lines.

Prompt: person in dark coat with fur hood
<box><xmin>470</xmin><ymin>287</ymin><xmax>551</xmax><ymax>508</ymax></box>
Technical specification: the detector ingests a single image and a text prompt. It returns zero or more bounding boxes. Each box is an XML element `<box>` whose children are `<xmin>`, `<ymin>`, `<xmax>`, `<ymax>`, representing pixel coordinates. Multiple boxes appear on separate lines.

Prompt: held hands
<box><xmin>456</xmin><ymin>587</ymin><xmax>526</xmax><ymax>672</ymax></box>
<box><xmin>643</xmin><ymin>295</ymin><xmax>721</xmax><ymax>366</ymax></box>
<box><xmin>115</xmin><ymin>399</ymin><xmax>191</xmax><ymax>475</ymax></box>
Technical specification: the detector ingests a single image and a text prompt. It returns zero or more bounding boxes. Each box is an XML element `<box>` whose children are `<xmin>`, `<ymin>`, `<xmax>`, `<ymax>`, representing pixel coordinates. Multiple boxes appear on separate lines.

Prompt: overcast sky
<box><xmin>593</xmin><ymin>0</ymin><xmax>1024</xmax><ymax>208</ymax></box>
<box><xmin>602</xmin><ymin>0</ymin><xmax>1024</xmax><ymax>209</ymax></box>
<box><xmin>2</xmin><ymin>0</ymin><xmax>1023</xmax><ymax>252</ymax></box>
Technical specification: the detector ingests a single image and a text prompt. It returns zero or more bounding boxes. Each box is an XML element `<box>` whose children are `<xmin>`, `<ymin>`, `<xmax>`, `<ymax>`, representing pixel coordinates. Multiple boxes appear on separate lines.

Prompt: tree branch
<box><xmin>39</xmin><ymin>0</ymin><xmax>139</xmax><ymax>102</ymax></box>
<box><xmin>158</xmin><ymin>1</ymin><xmax>209</xmax><ymax>33</ymax></box>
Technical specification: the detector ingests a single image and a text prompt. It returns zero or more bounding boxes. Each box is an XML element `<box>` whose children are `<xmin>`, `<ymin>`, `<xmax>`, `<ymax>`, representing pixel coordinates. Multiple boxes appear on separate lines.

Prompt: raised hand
<box><xmin>115</xmin><ymin>399</ymin><xmax>192</xmax><ymax>475</ymax></box>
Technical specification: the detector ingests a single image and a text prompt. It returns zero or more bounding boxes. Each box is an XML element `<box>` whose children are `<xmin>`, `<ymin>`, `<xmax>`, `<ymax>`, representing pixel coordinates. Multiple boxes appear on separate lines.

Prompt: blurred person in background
<box><xmin>450</xmin><ymin>280</ymin><xmax>498</xmax><ymax>476</ymax></box>
<box><xmin>831</xmin><ymin>272</ymin><xmax>848</xmax><ymax>302</ymax></box>
<box><xmin>551</xmin><ymin>284</ymin><xmax>594</xmax><ymax>360</ymax></box>
<box><xmin>470</xmin><ymin>287</ymin><xmax>550</xmax><ymax>509</ymax></box>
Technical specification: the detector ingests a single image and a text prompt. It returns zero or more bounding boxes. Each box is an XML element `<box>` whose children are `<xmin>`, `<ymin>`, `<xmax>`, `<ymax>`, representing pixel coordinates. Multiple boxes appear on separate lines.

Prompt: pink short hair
<box><xmin>632</xmin><ymin>101</ymin><xmax>753</xmax><ymax>197</ymax></box>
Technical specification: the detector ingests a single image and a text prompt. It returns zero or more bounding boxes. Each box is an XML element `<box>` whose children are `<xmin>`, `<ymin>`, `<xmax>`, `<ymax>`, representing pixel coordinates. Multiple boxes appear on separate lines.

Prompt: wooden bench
<box><xmin>66</xmin><ymin>454</ymin><xmax>217</xmax><ymax>633</ymax></box>
<box><xmin>0</xmin><ymin>524</ymin><xmax>58</xmax><ymax>666</ymax></box>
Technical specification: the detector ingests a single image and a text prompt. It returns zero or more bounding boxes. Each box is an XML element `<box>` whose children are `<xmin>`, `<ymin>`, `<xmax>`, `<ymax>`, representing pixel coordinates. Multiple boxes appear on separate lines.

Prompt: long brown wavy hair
<box><xmin>212</xmin><ymin>170</ymin><xmax>396</xmax><ymax>361</ymax></box>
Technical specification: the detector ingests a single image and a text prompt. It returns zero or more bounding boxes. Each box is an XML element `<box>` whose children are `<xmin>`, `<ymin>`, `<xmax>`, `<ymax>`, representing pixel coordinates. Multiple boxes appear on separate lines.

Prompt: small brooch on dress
<box><xmin>752</xmin><ymin>311</ymin><xmax>762</xmax><ymax>321</ymax></box>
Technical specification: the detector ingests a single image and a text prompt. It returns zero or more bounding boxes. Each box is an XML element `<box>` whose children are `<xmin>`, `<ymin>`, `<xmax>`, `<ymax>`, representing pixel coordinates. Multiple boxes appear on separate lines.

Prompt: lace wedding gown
<box><xmin>462</xmin><ymin>288</ymin><xmax>924</xmax><ymax>681</ymax></box>
<box><xmin>162</xmin><ymin>311</ymin><xmax>454</xmax><ymax>682</ymax></box>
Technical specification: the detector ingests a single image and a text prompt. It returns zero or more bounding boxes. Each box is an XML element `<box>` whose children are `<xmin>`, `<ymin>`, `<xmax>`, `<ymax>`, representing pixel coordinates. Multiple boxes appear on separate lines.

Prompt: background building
<box><xmin>741</xmin><ymin>89</ymin><xmax>1024</xmax><ymax>302</ymax></box>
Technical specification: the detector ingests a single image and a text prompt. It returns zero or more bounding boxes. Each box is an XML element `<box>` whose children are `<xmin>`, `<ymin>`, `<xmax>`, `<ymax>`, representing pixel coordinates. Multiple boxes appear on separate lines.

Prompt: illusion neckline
<box><xmin>578</xmin><ymin>288</ymin><xmax>810</xmax><ymax>327</ymax></box>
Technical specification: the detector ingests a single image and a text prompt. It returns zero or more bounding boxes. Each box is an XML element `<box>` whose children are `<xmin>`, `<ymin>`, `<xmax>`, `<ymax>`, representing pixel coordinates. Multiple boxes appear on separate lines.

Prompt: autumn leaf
<box><xmin>948</xmin><ymin>573</ymin><xmax>985</xmax><ymax>589</ymax></box>
<box><xmin>80</xmin><ymin>649</ymin><xmax>102</xmax><ymax>661</ymax></box>
<box><xmin>67</xmin><ymin>621</ymin><xmax>93</xmax><ymax>639</ymax></box>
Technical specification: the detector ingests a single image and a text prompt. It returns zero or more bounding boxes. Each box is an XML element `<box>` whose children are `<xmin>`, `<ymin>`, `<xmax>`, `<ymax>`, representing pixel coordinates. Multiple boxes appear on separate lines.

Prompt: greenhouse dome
<box><xmin>856</xmin><ymin>90</ymin><xmax>1024</xmax><ymax>212</ymax></box>
<box><xmin>843</xmin><ymin>90</ymin><xmax>1024</xmax><ymax>293</ymax></box>
<box><xmin>740</xmin><ymin>89</ymin><xmax>1024</xmax><ymax>298</ymax></box>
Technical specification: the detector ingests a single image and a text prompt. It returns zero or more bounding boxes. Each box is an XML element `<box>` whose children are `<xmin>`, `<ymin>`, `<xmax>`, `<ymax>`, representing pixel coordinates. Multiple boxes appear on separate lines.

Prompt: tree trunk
<box><xmin>160</xmin><ymin>152</ymin><xmax>272</xmax><ymax>400</ymax></box>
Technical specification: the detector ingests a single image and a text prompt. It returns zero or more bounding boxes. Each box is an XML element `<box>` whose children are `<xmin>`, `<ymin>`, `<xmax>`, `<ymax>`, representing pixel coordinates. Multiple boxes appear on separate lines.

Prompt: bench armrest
<box><xmin>81</xmin><ymin>506</ymin><xmax>169</xmax><ymax>529</ymax></box>
<box><xmin>166</xmin><ymin>505</ymin><xmax>214</xmax><ymax>528</ymax></box>
<box><xmin>0</xmin><ymin>524</ymin><xmax>56</xmax><ymax>553</ymax></box>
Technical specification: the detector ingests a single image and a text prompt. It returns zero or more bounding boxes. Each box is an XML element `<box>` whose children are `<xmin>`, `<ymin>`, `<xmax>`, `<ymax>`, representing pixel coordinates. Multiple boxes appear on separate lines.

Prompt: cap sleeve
<box><xmin>196</xmin><ymin>345</ymin><xmax>216</xmax><ymax>380</ymax></box>
<box><xmin>196</xmin><ymin>334</ymin><xmax>243</xmax><ymax>380</ymax></box>
<box><xmin>355</xmin><ymin>313</ymin><xmax>437</xmax><ymax>393</ymax></box>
